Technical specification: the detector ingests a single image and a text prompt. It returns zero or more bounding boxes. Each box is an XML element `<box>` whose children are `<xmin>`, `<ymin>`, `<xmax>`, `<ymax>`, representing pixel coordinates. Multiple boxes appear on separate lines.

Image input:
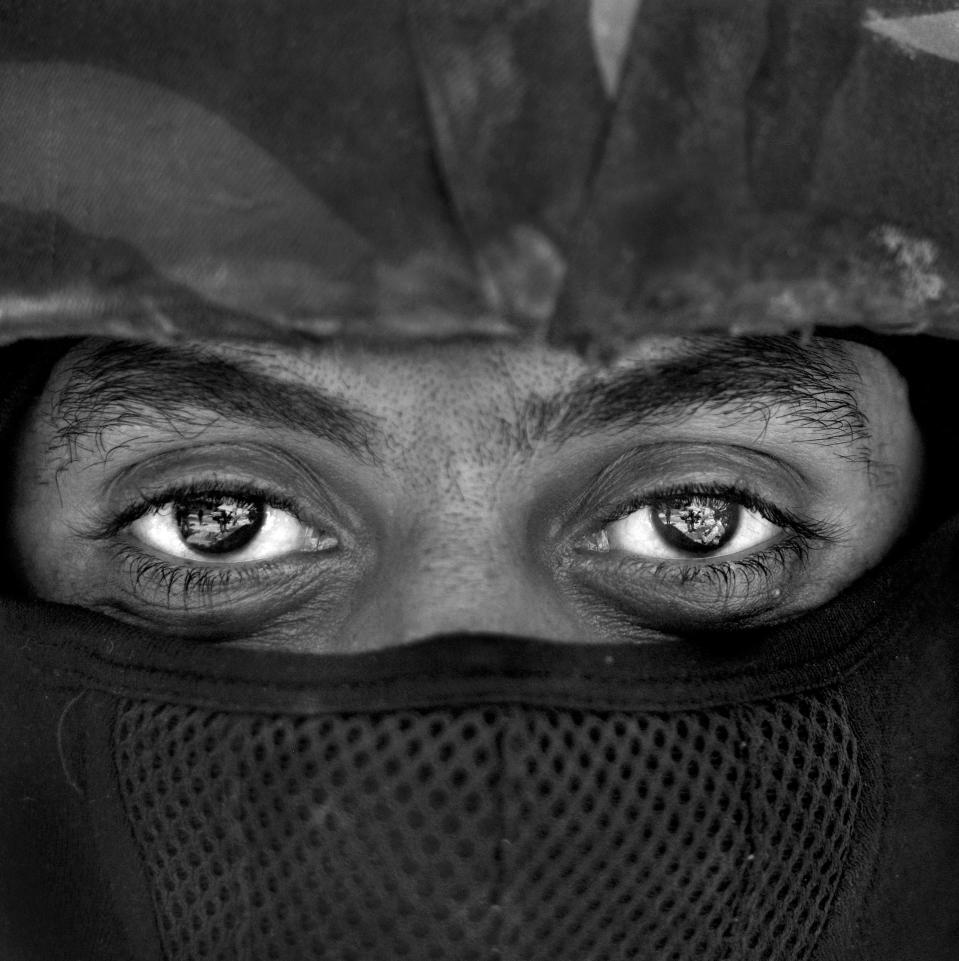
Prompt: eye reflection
<box><xmin>176</xmin><ymin>496</ymin><xmax>262</xmax><ymax>555</ymax></box>
<box><xmin>654</xmin><ymin>499</ymin><xmax>738</xmax><ymax>554</ymax></box>
<box><xmin>605</xmin><ymin>494</ymin><xmax>781</xmax><ymax>560</ymax></box>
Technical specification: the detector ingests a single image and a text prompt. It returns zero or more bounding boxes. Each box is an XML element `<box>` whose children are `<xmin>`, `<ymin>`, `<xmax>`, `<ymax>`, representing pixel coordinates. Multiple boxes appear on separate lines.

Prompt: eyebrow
<box><xmin>518</xmin><ymin>336</ymin><xmax>870</xmax><ymax>457</ymax></box>
<box><xmin>51</xmin><ymin>340</ymin><xmax>377</xmax><ymax>466</ymax></box>
<box><xmin>50</xmin><ymin>335</ymin><xmax>870</xmax><ymax>470</ymax></box>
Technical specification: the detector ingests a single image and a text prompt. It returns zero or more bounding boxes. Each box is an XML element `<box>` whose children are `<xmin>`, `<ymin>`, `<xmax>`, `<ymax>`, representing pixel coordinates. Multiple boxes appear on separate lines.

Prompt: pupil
<box><xmin>175</xmin><ymin>496</ymin><xmax>263</xmax><ymax>555</ymax></box>
<box><xmin>653</xmin><ymin>497</ymin><xmax>738</xmax><ymax>555</ymax></box>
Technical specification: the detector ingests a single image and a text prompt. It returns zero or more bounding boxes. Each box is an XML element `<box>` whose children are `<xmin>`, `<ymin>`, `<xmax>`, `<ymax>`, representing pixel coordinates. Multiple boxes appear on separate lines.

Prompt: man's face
<box><xmin>9</xmin><ymin>334</ymin><xmax>922</xmax><ymax>651</ymax></box>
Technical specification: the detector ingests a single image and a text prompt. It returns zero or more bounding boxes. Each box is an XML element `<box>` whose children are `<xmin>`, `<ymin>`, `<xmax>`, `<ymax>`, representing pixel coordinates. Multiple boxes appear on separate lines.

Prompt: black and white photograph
<box><xmin>0</xmin><ymin>2</ymin><xmax>957</xmax><ymax>959</ymax></box>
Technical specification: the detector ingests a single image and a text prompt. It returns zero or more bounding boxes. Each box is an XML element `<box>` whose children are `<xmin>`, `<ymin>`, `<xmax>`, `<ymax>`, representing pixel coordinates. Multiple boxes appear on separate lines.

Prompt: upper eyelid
<box><xmin>601</xmin><ymin>484</ymin><xmax>777</xmax><ymax>524</ymax></box>
<box><xmin>596</xmin><ymin>483</ymin><xmax>840</xmax><ymax>548</ymax></box>
<box><xmin>86</xmin><ymin>479</ymin><xmax>306</xmax><ymax>541</ymax></box>
<box><xmin>567</xmin><ymin>441</ymin><xmax>813</xmax><ymax>519</ymax></box>
<box><xmin>138</xmin><ymin>485</ymin><xmax>298</xmax><ymax>516</ymax></box>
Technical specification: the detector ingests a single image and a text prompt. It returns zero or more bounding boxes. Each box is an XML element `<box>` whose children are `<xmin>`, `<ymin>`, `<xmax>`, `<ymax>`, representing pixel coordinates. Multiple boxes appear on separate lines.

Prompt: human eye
<box><xmin>84</xmin><ymin>469</ymin><xmax>351</xmax><ymax>637</ymax></box>
<box><xmin>596</xmin><ymin>489</ymin><xmax>786</xmax><ymax>560</ymax></box>
<box><xmin>565</xmin><ymin>477</ymin><xmax>839</xmax><ymax>634</ymax></box>
<box><xmin>128</xmin><ymin>489</ymin><xmax>335</xmax><ymax>563</ymax></box>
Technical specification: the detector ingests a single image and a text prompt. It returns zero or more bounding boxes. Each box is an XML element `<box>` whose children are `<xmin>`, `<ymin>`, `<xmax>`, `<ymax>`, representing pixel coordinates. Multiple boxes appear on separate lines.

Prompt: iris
<box><xmin>653</xmin><ymin>497</ymin><xmax>738</xmax><ymax>555</ymax></box>
<box><xmin>176</xmin><ymin>496</ymin><xmax>263</xmax><ymax>555</ymax></box>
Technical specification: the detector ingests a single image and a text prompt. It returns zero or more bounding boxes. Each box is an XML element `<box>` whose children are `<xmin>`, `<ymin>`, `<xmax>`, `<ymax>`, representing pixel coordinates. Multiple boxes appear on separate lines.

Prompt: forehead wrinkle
<box><xmin>521</xmin><ymin>336</ymin><xmax>872</xmax><ymax>461</ymax></box>
<box><xmin>47</xmin><ymin>340</ymin><xmax>378</xmax><ymax>468</ymax></box>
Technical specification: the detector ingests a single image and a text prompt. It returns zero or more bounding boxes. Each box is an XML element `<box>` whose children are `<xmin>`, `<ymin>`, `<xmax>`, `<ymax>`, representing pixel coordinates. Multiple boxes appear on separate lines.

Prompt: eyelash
<box><xmin>589</xmin><ymin>481</ymin><xmax>836</xmax><ymax>598</ymax></box>
<box><xmin>636</xmin><ymin>536</ymin><xmax>808</xmax><ymax>592</ymax></box>
<box><xmin>102</xmin><ymin>479</ymin><xmax>835</xmax><ymax>614</ymax></box>
<box><xmin>114</xmin><ymin>544</ymin><xmax>269</xmax><ymax>602</ymax></box>
<box><xmin>100</xmin><ymin>477</ymin><xmax>303</xmax><ymax>537</ymax></box>
<box><xmin>601</xmin><ymin>481</ymin><xmax>828</xmax><ymax>538</ymax></box>
<box><xmin>99</xmin><ymin>479</ymin><xmax>315</xmax><ymax>604</ymax></box>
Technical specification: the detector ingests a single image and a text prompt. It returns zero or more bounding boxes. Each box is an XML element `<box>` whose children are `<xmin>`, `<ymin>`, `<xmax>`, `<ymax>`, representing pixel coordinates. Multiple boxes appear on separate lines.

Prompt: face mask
<box><xmin>2</xmin><ymin>512</ymin><xmax>957</xmax><ymax>961</ymax></box>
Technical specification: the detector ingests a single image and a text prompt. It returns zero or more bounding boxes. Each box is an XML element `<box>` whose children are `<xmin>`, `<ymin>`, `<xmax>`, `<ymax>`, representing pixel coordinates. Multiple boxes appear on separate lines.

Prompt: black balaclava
<box><xmin>2</xmin><ymin>3</ymin><xmax>959</xmax><ymax>960</ymax></box>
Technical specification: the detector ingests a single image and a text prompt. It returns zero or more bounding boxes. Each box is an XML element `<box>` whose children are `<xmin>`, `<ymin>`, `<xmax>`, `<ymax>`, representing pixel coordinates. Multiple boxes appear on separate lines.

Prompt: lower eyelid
<box><xmin>88</xmin><ymin>544</ymin><xmax>348</xmax><ymax>638</ymax></box>
<box><xmin>112</xmin><ymin>544</ymin><xmax>313</xmax><ymax>608</ymax></box>
<box><xmin>567</xmin><ymin>535</ymin><xmax>812</xmax><ymax>618</ymax></box>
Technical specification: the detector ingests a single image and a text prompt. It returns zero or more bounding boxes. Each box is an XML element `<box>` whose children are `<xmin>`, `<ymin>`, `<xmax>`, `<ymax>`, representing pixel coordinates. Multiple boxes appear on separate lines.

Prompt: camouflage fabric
<box><xmin>1</xmin><ymin>0</ymin><xmax>958</xmax><ymax>351</ymax></box>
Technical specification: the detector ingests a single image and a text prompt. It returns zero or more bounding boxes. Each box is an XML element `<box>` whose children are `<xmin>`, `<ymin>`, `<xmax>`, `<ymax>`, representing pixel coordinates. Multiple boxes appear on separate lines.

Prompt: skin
<box><xmin>9</xmin><ymin>334</ymin><xmax>923</xmax><ymax>652</ymax></box>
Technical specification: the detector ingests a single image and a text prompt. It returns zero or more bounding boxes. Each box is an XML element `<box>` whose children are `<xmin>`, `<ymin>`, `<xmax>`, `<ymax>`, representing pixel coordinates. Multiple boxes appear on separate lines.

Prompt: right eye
<box><xmin>128</xmin><ymin>493</ymin><xmax>336</xmax><ymax>563</ymax></box>
<box><xmin>603</xmin><ymin>494</ymin><xmax>783</xmax><ymax>560</ymax></box>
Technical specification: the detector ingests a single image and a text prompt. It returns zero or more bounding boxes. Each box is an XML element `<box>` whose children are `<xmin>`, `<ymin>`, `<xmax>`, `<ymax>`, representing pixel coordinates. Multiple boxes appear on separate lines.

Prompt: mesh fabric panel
<box><xmin>113</xmin><ymin>692</ymin><xmax>860</xmax><ymax>961</ymax></box>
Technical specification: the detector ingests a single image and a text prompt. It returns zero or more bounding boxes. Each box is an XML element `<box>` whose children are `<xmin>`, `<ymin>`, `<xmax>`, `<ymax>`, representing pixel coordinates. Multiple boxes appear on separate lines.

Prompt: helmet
<box><xmin>3</xmin><ymin>0</ymin><xmax>959</xmax><ymax>350</ymax></box>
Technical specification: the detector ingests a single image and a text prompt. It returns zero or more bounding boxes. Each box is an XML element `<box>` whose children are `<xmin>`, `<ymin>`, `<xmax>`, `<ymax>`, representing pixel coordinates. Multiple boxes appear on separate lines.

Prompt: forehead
<box><xmin>205</xmin><ymin>339</ymin><xmax>597</xmax><ymax>416</ymax></box>
<box><xmin>50</xmin><ymin>333</ymin><xmax>889</xmax><ymax>414</ymax></box>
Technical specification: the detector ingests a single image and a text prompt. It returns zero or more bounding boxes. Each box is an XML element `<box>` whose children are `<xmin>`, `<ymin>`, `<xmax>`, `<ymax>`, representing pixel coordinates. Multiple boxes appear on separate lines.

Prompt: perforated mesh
<box><xmin>113</xmin><ymin>693</ymin><xmax>860</xmax><ymax>961</ymax></box>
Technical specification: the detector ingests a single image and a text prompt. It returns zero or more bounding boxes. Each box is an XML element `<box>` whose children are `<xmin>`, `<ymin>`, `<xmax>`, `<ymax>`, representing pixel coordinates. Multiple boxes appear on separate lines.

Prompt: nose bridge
<box><xmin>335</xmin><ymin>362</ymin><xmax>585</xmax><ymax>649</ymax></box>
<box><xmin>346</xmin><ymin>497</ymin><xmax>580</xmax><ymax>649</ymax></box>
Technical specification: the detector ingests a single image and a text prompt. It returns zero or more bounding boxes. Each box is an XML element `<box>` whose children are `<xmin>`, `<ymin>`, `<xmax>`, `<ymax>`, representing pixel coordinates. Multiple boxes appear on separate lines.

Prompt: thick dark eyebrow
<box><xmin>520</xmin><ymin>336</ymin><xmax>871</xmax><ymax>457</ymax></box>
<box><xmin>49</xmin><ymin>335</ymin><xmax>870</xmax><ymax>473</ymax></box>
<box><xmin>50</xmin><ymin>340</ymin><xmax>377</xmax><ymax>466</ymax></box>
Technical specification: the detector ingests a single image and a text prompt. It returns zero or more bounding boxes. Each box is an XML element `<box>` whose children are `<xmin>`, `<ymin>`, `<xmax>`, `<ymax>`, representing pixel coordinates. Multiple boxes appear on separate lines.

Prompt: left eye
<box><xmin>128</xmin><ymin>494</ymin><xmax>335</xmax><ymax>562</ymax></box>
<box><xmin>602</xmin><ymin>494</ymin><xmax>781</xmax><ymax>560</ymax></box>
